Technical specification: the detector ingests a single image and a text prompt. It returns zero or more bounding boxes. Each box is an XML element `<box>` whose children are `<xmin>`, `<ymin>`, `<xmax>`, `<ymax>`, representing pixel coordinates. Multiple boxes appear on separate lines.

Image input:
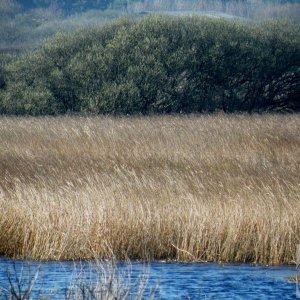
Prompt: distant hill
<box><xmin>16</xmin><ymin>0</ymin><xmax>128</xmax><ymax>12</ymax></box>
<box><xmin>13</xmin><ymin>0</ymin><xmax>300</xmax><ymax>14</ymax></box>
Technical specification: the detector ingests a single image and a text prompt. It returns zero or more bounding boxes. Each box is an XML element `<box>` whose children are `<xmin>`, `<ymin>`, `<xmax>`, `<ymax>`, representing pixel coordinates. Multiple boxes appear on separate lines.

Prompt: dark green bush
<box><xmin>1</xmin><ymin>16</ymin><xmax>299</xmax><ymax>115</ymax></box>
<box><xmin>0</xmin><ymin>53</ymin><xmax>17</xmax><ymax>114</ymax></box>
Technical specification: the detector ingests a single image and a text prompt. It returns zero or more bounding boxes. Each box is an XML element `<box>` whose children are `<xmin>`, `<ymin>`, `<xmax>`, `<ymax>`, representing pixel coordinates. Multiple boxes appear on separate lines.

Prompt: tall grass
<box><xmin>0</xmin><ymin>115</ymin><xmax>299</xmax><ymax>264</ymax></box>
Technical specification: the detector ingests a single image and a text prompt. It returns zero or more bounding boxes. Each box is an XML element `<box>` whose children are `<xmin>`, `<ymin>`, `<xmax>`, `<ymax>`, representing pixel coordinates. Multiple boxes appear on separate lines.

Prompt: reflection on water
<box><xmin>0</xmin><ymin>258</ymin><xmax>297</xmax><ymax>299</ymax></box>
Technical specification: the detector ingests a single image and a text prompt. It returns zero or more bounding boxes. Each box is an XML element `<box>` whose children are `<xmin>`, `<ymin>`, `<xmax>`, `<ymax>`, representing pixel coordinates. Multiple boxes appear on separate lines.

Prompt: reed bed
<box><xmin>0</xmin><ymin>114</ymin><xmax>299</xmax><ymax>264</ymax></box>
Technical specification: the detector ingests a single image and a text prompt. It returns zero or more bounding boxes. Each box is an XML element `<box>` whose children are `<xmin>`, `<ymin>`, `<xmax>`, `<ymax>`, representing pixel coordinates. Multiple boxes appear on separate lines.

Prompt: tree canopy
<box><xmin>1</xmin><ymin>16</ymin><xmax>299</xmax><ymax>115</ymax></box>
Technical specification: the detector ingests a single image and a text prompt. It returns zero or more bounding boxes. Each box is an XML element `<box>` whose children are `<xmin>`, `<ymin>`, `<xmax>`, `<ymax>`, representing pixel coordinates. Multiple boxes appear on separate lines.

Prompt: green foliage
<box><xmin>0</xmin><ymin>53</ymin><xmax>17</xmax><ymax>114</ymax></box>
<box><xmin>1</xmin><ymin>16</ymin><xmax>299</xmax><ymax>115</ymax></box>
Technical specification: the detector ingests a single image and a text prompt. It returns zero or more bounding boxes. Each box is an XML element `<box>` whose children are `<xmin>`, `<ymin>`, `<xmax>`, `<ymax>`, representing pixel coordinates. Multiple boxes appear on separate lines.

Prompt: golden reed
<box><xmin>0</xmin><ymin>114</ymin><xmax>299</xmax><ymax>264</ymax></box>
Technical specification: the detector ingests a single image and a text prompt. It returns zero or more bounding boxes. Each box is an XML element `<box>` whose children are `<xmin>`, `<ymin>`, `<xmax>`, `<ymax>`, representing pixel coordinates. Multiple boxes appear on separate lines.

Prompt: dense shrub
<box><xmin>0</xmin><ymin>53</ymin><xmax>18</xmax><ymax>113</ymax></box>
<box><xmin>1</xmin><ymin>16</ymin><xmax>299</xmax><ymax>115</ymax></box>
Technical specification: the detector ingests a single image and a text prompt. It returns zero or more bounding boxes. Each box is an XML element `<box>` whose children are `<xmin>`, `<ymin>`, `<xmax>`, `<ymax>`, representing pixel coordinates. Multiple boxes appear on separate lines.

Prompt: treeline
<box><xmin>7</xmin><ymin>0</ymin><xmax>300</xmax><ymax>14</ymax></box>
<box><xmin>0</xmin><ymin>16</ymin><xmax>299</xmax><ymax>115</ymax></box>
<box><xmin>0</xmin><ymin>0</ymin><xmax>125</xmax><ymax>55</ymax></box>
<box><xmin>0</xmin><ymin>0</ymin><xmax>298</xmax><ymax>55</ymax></box>
<box><xmin>5</xmin><ymin>0</ymin><xmax>136</xmax><ymax>12</ymax></box>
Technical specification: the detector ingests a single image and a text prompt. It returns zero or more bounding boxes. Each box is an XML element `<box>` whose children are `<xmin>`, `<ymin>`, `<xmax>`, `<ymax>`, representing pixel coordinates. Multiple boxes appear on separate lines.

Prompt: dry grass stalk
<box><xmin>0</xmin><ymin>114</ymin><xmax>299</xmax><ymax>264</ymax></box>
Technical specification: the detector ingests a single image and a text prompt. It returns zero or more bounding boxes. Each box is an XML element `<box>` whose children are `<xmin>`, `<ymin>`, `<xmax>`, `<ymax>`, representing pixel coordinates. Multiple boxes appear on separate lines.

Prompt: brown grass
<box><xmin>0</xmin><ymin>114</ymin><xmax>299</xmax><ymax>264</ymax></box>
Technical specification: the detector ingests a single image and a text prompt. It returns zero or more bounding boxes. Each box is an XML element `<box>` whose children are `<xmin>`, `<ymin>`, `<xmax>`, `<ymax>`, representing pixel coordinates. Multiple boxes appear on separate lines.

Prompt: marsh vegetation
<box><xmin>0</xmin><ymin>115</ymin><xmax>299</xmax><ymax>264</ymax></box>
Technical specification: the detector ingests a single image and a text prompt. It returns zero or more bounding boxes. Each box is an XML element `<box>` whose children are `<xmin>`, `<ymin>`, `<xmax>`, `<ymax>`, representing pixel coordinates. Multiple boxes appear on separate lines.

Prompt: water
<box><xmin>0</xmin><ymin>257</ymin><xmax>298</xmax><ymax>299</ymax></box>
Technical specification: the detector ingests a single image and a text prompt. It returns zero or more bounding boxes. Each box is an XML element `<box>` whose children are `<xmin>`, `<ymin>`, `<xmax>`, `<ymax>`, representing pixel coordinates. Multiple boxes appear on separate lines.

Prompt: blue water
<box><xmin>0</xmin><ymin>257</ymin><xmax>298</xmax><ymax>299</ymax></box>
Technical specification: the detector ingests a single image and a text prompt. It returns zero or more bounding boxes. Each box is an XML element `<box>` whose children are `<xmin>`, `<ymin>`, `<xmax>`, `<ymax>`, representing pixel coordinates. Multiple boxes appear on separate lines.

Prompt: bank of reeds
<box><xmin>0</xmin><ymin>114</ymin><xmax>299</xmax><ymax>264</ymax></box>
